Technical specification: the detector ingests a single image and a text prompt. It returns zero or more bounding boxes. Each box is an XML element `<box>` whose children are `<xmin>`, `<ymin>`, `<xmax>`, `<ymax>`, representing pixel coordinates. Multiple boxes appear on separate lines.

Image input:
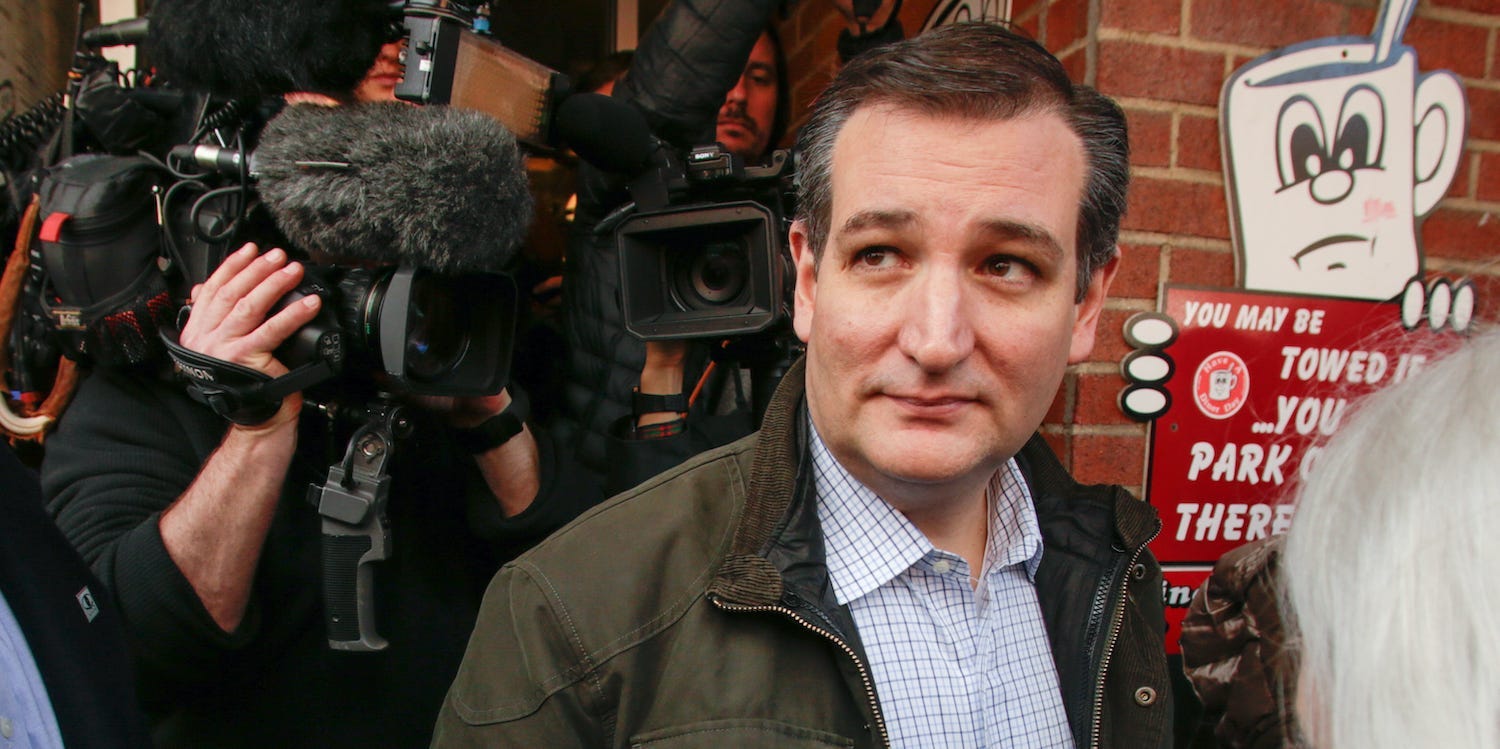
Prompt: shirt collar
<box><xmin>809</xmin><ymin>415</ymin><xmax>1045</xmax><ymax>606</ymax></box>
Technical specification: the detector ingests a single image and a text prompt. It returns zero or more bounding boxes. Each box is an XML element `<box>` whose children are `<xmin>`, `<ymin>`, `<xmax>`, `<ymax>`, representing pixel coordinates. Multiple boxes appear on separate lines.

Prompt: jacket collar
<box><xmin>706</xmin><ymin>356</ymin><xmax>1162</xmax><ymax>603</ymax></box>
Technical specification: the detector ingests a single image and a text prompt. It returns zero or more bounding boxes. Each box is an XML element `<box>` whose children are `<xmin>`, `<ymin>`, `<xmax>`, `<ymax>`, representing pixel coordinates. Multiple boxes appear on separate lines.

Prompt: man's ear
<box><xmin>790</xmin><ymin>219</ymin><xmax>818</xmax><ymax>344</ymax></box>
<box><xmin>1068</xmin><ymin>251</ymin><xmax>1120</xmax><ymax>364</ymax></box>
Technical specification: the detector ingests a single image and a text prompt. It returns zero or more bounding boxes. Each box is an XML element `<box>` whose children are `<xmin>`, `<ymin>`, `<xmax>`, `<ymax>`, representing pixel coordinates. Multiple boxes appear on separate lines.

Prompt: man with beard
<box><xmin>555</xmin><ymin>0</ymin><xmax>790</xmax><ymax>489</ymax></box>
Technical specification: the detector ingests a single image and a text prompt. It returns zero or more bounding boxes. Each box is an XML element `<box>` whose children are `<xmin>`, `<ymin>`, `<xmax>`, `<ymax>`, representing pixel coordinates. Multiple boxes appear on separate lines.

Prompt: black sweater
<box><xmin>42</xmin><ymin>370</ymin><xmax>598</xmax><ymax>748</ymax></box>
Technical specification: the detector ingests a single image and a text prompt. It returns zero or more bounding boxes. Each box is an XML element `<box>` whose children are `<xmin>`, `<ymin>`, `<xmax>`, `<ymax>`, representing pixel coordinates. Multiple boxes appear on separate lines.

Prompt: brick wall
<box><xmin>775</xmin><ymin>0</ymin><xmax>1500</xmax><ymax>493</ymax></box>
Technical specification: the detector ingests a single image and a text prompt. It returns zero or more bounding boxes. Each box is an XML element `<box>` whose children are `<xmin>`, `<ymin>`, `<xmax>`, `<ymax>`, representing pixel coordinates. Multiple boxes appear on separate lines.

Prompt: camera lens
<box><xmin>674</xmin><ymin>239</ymin><xmax>748</xmax><ymax>309</ymax></box>
<box><xmin>403</xmin><ymin>274</ymin><xmax>470</xmax><ymax>382</ymax></box>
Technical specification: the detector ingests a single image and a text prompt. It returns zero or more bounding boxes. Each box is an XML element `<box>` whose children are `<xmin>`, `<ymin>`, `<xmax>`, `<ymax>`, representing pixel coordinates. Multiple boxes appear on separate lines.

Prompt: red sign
<box><xmin>1134</xmin><ymin>286</ymin><xmax>1461</xmax><ymax>563</ymax></box>
<box><xmin>1161</xmin><ymin>566</ymin><xmax>1211</xmax><ymax>655</ymax></box>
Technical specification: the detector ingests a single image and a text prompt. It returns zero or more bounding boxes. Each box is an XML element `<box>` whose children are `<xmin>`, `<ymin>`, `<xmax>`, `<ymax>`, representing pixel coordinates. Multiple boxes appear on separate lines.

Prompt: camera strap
<box><xmin>160</xmin><ymin>327</ymin><xmax>338</xmax><ymax>425</ymax></box>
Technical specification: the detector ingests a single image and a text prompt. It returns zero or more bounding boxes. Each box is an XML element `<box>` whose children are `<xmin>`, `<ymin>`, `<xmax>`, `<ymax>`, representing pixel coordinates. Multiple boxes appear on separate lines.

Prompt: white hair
<box><xmin>1282</xmin><ymin>329</ymin><xmax>1500</xmax><ymax>748</ymax></box>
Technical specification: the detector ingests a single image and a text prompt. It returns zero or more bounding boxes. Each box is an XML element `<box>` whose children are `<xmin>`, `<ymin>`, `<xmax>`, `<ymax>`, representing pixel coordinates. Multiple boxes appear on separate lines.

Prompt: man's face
<box><xmin>715</xmin><ymin>32</ymin><xmax>778</xmax><ymax>162</ymax></box>
<box><xmin>353</xmin><ymin>41</ymin><xmax>406</xmax><ymax>103</ymax></box>
<box><xmin>791</xmin><ymin>105</ymin><xmax>1116</xmax><ymax>508</ymax></box>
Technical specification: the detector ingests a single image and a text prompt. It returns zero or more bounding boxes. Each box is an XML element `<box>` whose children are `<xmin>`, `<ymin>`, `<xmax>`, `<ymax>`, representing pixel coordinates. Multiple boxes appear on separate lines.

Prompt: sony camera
<box><xmin>617</xmin><ymin>144</ymin><xmax>796</xmax><ymax>341</ymax></box>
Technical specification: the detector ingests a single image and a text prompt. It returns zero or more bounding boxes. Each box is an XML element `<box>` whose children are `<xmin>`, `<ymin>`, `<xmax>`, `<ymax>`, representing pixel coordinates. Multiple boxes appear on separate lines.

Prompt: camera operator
<box><xmin>561</xmin><ymin>0</ymin><xmax>904</xmax><ymax>493</ymax></box>
<box><xmin>559</xmin><ymin>0</ymin><xmax>787</xmax><ymax>488</ymax></box>
<box><xmin>38</xmin><ymin>50</ymin><xmax>598</xmax><ymax>748</ymax></box>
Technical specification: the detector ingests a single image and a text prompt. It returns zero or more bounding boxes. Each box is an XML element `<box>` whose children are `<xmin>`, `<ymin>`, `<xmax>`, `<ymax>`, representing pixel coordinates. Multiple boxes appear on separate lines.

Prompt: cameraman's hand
<box><xmin>181</xmin><ymin>243</ymin><xmax>322</xmax><ymax>380</ymax></box>
<box><xmin>411</xmin><ymin>389</ymin><xmax>540</xmax><ymax>518</ymax></box>
<box><xmin>180</xmin><ymin>243</ymin><xmax>321</xmax><ymax>430</ymax></box>
<box><xmin>408</xmin><ymin>391</ymin><xmax>509</xmax><ymax>428</ymax></box>
<box><xmin>638</xmin><ymin>340</ymin><xmax>688</xmax><ymax>428</ymax></box>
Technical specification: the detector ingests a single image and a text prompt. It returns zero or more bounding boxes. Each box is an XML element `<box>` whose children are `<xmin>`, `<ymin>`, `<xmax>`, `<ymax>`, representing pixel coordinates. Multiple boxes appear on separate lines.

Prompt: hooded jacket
<box><xmin>434</xmin><ymin>359</ymin><xmax>1172</xmax><ymax>748</ymax></box>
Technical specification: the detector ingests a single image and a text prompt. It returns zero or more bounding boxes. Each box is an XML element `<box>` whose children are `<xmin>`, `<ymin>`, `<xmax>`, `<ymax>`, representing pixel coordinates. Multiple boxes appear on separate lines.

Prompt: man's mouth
<box><xmin>717</xmin><ymin>118</ymin><xmax>758</xmax><ymax>137</ymax></box>
<box><xmin>884</xmin><ymin>392</ymin><xmax>978</xmax><ymax>417</ymax></box>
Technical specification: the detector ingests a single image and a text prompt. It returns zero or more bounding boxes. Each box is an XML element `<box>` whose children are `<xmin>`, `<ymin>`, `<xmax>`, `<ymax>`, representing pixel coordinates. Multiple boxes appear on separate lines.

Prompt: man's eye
<box><xmin>750</xmin><ymin>73</ymin><xmax>776</xmax><ymax>87</ymax></box>
<box><xmin>853</xmin><ymin>247</ymin><xmax>898</xmax><ymax>268</ymax></box>
<box><xmin>984</xmin><ymin>256</ymin><xmax>1033</xmax><ymax>279</ymax></box>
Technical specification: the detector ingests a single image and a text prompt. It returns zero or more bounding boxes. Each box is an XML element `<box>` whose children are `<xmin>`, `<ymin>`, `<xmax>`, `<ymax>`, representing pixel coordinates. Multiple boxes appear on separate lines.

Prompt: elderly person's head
<box><xmin>1283</xmin><ymin>331</ymin><xmax>1500</xmax><ymax>748</ymax></box>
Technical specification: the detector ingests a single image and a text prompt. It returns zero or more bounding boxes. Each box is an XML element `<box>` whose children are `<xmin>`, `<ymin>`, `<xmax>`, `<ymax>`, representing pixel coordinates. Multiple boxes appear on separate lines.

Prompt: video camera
<box><xmin>614</xmin><ymin>144</ymin><xmax>797</xmax><ymax>342</ymax></box>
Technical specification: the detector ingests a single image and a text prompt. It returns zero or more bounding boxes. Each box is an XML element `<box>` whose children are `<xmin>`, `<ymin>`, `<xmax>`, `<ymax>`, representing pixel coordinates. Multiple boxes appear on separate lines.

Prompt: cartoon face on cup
<box><xmin>1209</xmin><ymin>368</ymin><xmax>1238</xmax><ymax>401</ymax></box>
<box><xmin>1222</xmin><ymin>40</ymin><xmax>1466</xmax><ymax>301</ymax></box>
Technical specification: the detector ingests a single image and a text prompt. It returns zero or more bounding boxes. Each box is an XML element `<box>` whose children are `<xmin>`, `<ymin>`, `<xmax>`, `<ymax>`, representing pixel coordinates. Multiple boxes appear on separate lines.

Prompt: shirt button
<box><xmin>932</xmin><ymin>560</ymin><xmax>952</xmax><ymax>574</ymax></box>
<box><xmin>1</xmin><ymin>716</ymin><xmax>13</xmax><ymax>739</ymax></box>
<box><xmin>1134</xmin><ymin>686</ymin><xmax>1158</xmax><ymax>706</ymax></box>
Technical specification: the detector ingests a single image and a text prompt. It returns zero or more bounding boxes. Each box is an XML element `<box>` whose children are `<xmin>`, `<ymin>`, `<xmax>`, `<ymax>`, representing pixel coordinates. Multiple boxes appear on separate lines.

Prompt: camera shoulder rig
<box><xmin>160</xmin><ymin>326</ymin><xmax>339</xmax><ymax>425</ymax></box>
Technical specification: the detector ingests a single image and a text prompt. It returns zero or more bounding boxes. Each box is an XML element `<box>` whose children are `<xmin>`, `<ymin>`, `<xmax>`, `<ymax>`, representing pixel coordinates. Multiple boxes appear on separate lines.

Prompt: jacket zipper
<box><xmin>1088</xmin><ymin>523</ymin><xmax>1161</xmax><ymax>749</ymax></box>
<box><xmin>709</xmin><ymin>594</ymin><xmax>891</xmax><ymax>748</ymax></box>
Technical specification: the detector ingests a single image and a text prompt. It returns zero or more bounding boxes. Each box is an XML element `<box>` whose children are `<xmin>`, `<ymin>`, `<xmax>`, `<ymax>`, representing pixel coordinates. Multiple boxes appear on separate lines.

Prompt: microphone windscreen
<box><xmin>555</xmin><ymin>93</ymin><xmax>657</xmax><ymax>175</ymax></box>
<box><xmin>255</xmin><ymin>103</ymin><xmax>534</xmax><ymax>274</ymax></box>
<box><xmin>147</xmin><ymin>0</ymin><xmax>393</xmax><ymax>98</ymax></box>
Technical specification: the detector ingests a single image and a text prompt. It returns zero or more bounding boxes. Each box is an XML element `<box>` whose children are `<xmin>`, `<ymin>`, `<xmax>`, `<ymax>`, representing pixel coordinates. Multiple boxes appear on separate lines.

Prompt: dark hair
<box><xmin>793</xmin><ymin>22</ymin><xmax>1129</xmax><ymax>301</ymax></box>
<box><xmin>761</xmin><ymin>24</ymin><xmax>790</xmax><ymax>158</ymax></box>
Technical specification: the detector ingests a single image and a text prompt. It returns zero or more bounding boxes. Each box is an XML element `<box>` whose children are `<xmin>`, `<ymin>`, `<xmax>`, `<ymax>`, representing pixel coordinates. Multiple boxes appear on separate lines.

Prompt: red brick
<box><xmin>1112</xmin><ymin>243</ymin><xmax>1163</xmax><ymax>299</ymax></box>
<box><xmin>1424</xmin><ymin>0</ymin><xmax>1500</xmax><ymax>19</ymax></box>
<box><xmin>1017</xmin><ymin>12</ymin><xmax>1042</xmax><ymax>43</ymax></box>
<box><xmin>1092</xmin><ymin>308</ymin><xmax>1139</xmax><ymax>364</ymax></box>
<box><xmin>1014</xmin><ymin>0</ymin><xmax>1047</xmax><ymax>27</ymax></box>
<box><xmin>1177</xmin><ymin>114</ymin><xmax>1223</xmax><ymax>173</ymax></box>
<box><xmin>1355</xmin><ymin>5</ymin><xmax>1383</xmax><ymax>27</ymax></box>
<box><xmin>1127</xmin><ymin>108</ymin><xmax>1172</xmax><ymax>168</ymax></box>
<box><xmin>1124</xmin><ymin>177</ymin><xmax>1230</xmax><ymax>239</ymax></box>
<box><xmin>1404</xmin><ymin>16</ymin><xmax>1489</xmax><ymax>80</ymax></box>
<box><xmin>1191</xmin><ymin>0</ymin><xmax>1354</xmax><ymax>48</ymax></box>
<box><xmin>1101</xmin><ymin>0</ymin><xmax>1180</xmax><ymax>35</ymax></box>
<box><xmin>1046</xmin><ymin>0</ymin><xmax>1091</xmax><ymax>53</ymax></box>
<box><xmin>1470</xmin><ymin>86</ymin><xmax>1500</xmax><ymax>142</ymax></box>
<box><xmin>1072</xmin><ymin>433</ymin><xmax>1146</xmax><ymax>485</ymax></box>
<box><xmin>1077</xmin><ymin>372</ymin><xmax>1134</xmax><ymax>425</ymax></box>
<box><xmin>1168</xmin><ymin>247</ymin><xmax>1237</xmax><ymax>288</ymax></box>
<box><xmin>1061</xmin><ymin>50</ymin><xmax>1087</xmax><ymax>83</ymax></box>
<box><xmin>1046</xmin><ymin>373</ymin><xmax>1075</xmax><ymax>423</ymax></box>
<box><xmin>1478</xmin><ymin>151</ymin><xmax>1500</xmax><ymax>203</ymax></box>
<box><xmin>1098</xmin><ymin>41</ymin><xmax>1224</xmax><ymax>107</ymax></box>
<box><xmin>1447</xmin><ymin>150</ymin><xmax>1475</xmax><ymax>201</ymax></box>
<box><xmin>1421</xmin><ymin>207</ymin><xmax>1500</xmax><ymax>263</ymax></box>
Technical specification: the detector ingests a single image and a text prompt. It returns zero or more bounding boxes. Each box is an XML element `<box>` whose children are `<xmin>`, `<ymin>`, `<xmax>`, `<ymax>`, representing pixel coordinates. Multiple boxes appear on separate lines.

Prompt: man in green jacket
<box><xmin>434</xmin><ymin>22</ymin><xmax>1170</xmax><ymax>749</ymax></box>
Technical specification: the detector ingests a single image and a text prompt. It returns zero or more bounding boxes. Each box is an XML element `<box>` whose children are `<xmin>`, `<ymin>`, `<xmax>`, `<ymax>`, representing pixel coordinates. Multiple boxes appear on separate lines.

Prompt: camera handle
<box><xmin>314</xmin><ymin>397</ymin><xmax>411</xmax><ymax>652</ymax></box>
<box><xmin>712</xmin><ymin>331</ymin><xmax>804</xmax><ymax>426</ymax></box>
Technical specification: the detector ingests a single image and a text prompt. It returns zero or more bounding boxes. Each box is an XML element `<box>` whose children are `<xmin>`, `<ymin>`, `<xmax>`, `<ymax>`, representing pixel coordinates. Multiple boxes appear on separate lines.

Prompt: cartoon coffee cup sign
<box><xmin>1222</xmin><ymin>0</ymin><xmax>1466</xmax><ymax>302</ymax></box>
<box><xmin>1123</xmin><ymin>0</ymin><xmax>1474</xmax><ymax>573</ymax></box>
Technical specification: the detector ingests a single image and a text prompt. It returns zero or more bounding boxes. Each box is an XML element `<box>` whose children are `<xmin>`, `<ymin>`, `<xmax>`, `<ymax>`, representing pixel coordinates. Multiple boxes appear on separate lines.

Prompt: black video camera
<box><xmin>616</xmin><ymin>144</ymin><xmax>796</xmax><ymax>341</ymax></box>
<box><xmin>276</xmin><ymin>264</ymin><xmax>516</xmax><ymax>398</ymax></box>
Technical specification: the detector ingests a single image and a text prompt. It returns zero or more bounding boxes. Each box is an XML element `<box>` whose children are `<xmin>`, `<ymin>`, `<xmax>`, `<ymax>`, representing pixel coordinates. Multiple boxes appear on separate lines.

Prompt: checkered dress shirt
<box><xmin>810</xmin><ymin>420</ymin><xmax>1075</xmax><ymax>748</ymax></box>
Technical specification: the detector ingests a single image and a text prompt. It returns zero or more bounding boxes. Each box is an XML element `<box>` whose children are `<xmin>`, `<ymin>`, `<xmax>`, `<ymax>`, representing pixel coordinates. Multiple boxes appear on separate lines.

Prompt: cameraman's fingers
<box><xmin>193</xmin><ymin>244</ymin><xmax>259</xmax><ymax>315</ymax></box>
<box><xmin>221</xmin><ymin>261</ymin><xmax>306</xmax><ymax>338</ymax></box>
<box><xmin>200</xmin><ymin>249</ymin><xmax>293</xmax><ymax>335</ymax></box>
<box><xmin>242</xmin><ymin>294</ymin><xmax>322</xmax><ymax>360</ymax></box>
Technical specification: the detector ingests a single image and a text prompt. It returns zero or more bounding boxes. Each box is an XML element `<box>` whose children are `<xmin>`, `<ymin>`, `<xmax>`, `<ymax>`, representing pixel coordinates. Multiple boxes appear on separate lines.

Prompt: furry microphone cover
<box><xmin>254</xmin><ymin>102</ymin><xmax>535</xmax><ymax>275</ymax></box>
<box><xmin>147</xmin><ymin>0</ymin><xmax>393</xmax><ymax>98</ymax></box>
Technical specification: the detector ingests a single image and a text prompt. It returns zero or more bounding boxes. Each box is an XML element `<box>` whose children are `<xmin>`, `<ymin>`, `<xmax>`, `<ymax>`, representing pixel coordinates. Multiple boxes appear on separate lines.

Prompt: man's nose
<box><xmin>896</xmin><ymin>269</ymin><xmax>976</xmax><ymax>374</ymax></box>
<box><xmin>724</xmin><ymin>74</ymin><xmax>749</xmax><ymax>105</ymax></box>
